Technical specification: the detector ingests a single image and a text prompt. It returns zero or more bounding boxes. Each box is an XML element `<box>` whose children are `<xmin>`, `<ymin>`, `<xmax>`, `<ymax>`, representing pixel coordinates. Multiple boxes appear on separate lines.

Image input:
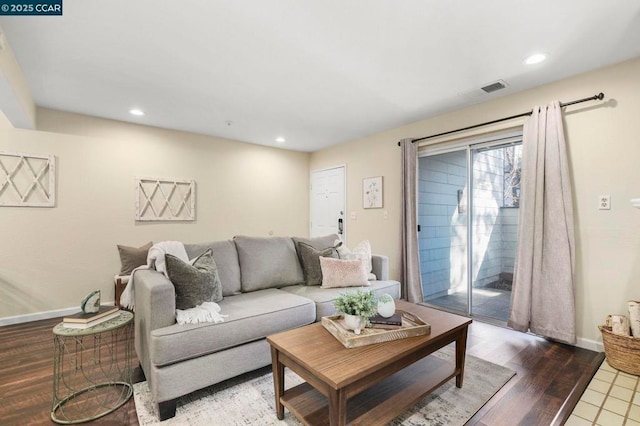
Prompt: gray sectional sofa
<box><xmin>133</xmin><ymin>234</ymin><xmax>400</xmax><ymax>420</ymax></box>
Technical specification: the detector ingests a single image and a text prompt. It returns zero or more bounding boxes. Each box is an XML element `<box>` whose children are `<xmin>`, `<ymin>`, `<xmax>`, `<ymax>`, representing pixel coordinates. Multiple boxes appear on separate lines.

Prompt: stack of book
<box><xmin>63</xmin><ymin>305</ymin><xmax>121</xmax><ymax>329</ymax></box>
<box><xmin>369</xmin><ymin>313</ymin><xmax>403</xmax><ymax>329</ymax></box>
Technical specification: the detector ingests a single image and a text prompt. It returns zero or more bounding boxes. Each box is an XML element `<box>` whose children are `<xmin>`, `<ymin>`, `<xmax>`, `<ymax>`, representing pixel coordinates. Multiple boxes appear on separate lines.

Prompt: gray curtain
<box><xmin>400</xmin><ymin>138</ymin><xmax>424</xmax><ymax>303</ymax></box>
<box><xmin>508</xmin><ymin>101</ymin><xmax>576</xmax><ymax>344</ymax></box>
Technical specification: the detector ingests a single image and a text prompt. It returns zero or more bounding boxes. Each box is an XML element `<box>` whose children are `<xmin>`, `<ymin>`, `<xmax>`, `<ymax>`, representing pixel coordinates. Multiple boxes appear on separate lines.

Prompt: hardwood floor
<box><xmin>0</xmin><ymin>316</ymin><xmax>602</xmax><ymax>425</ymax></box>
<box><xmin>0</xmin><ymin>317</ymin><xmax>143</xmax><ymax>426</ymax></box>
<box><xmin>465</xmin><ymin>322</ymin><xmax>604</xmax><ymax>425</ymax></box>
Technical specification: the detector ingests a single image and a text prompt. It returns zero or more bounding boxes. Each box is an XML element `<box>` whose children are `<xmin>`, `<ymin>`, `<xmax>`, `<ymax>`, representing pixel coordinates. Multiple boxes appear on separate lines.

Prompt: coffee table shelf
<box><xmin>281</xmin><ymin>354</ymin><xmax>456</xmax><ymax>426</ymax></box>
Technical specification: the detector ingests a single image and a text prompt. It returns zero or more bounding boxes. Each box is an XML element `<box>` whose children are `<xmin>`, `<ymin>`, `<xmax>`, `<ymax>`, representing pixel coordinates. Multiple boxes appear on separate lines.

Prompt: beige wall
<box><xmin>2</xmin><ymin>57</ymin><xmax>639</xmax><ymax>345</ymax></box>
<box><xmin>311</xmin><ymin>58</ymin><xmax>640</xmax><ymax>345</ymax></box>
<box><xmin>0</xmin><ymin>108</ymin><xmax>310</xmax><ymax>318</ymax></box>
<box><xmin>0</xmin><ymin>29</ymin><xmax>36</xmax><ymax>128</ymax></box>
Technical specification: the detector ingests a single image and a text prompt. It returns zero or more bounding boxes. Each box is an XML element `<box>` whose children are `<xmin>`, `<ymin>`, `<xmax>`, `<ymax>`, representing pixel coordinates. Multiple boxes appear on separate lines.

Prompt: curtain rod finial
<box><xmin>597</xmin><ymin>92</ymin><xmax>605</xmax><ymax>100</ymax></box>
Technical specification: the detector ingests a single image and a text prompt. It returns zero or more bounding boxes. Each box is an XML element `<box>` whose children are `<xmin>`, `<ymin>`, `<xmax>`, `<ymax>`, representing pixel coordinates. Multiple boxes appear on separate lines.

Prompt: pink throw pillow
<box><xmin>319</xmin><ymin>257</ymin><xmax>369</xmax><ymax>288</ymax></box>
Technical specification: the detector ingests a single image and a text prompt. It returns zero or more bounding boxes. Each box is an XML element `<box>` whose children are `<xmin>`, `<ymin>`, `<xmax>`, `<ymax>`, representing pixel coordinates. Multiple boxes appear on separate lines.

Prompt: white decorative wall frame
<box><xmin>0</xmin><ymin>151</ymin><xmax>56</xmax><ymax>207</ymax></box>
<box><xmin>135</xmin><ymin>177</ymin><xmax>196</xmax><ymax>221</ymax></box>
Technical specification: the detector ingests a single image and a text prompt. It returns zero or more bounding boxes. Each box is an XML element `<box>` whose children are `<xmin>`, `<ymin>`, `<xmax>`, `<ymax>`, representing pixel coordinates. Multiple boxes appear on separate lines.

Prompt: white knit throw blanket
<box><xmin>120</xmin><ymin>241</ymin><xmax>188</xmax><ymax>310</ymax></box>
<box><xmin>176</xmin><ymin>302</ymin><xmax>227</xmax><ymax>325</ymax></box>
<box><xmin>119</xmin><ymin>242</ymin><xmax>226</xmax><ymax>325</ymax></box>
<box><xmin>118</xmin><ymin>264</ymin><xmax>148</xmax><ymax>310</ymax></box>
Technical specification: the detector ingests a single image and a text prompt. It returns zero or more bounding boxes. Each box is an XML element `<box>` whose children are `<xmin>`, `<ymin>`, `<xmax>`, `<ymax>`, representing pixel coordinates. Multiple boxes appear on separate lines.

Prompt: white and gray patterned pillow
<box><xmin>165</xmin><ymin>249</ymin><xmax>223</xmax><ymax>309</ymax></box>
<box><xmin>335</xmin><ymin>239</ymin><xmax>372</xmax><ymax>272</ymax></box>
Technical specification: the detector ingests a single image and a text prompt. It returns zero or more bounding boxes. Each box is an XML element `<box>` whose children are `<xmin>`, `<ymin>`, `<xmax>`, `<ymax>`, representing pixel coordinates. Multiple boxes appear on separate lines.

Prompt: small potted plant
<box><xmin>333</xmin><ymin>289</ymin><xmax>377</xmax><ymax>335</ymax></box>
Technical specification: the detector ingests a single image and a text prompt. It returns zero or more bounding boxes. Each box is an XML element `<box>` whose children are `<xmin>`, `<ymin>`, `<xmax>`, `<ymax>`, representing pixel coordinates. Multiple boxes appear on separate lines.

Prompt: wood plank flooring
<box><xmin>0</xmin><ymin>316</ymin><xmax>602</xmax><ymax>425</ymax></box>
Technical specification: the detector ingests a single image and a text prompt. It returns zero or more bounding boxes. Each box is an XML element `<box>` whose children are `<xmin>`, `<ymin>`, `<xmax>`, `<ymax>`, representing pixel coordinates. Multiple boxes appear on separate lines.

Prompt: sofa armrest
<box><xmin>135</xmin><ymin>269</ymin><xmax>176</xmax><ymax>330</ymax></box>
<box><xmin>134</xmin><ymin>269</ymin><xmax>176</xmax><ymax>376</ymax></box>
<box><xmin>371</xmin><ymin>254</ymin><xmax>389</xmax><ymax>281</ymax></box>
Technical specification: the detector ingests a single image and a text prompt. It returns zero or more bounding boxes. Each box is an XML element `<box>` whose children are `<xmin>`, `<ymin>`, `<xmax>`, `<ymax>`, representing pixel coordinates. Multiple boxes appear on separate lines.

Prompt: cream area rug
<box><xmin>134</xmin><ymin>346</ymin><xmax>515</xmax><ymax>426</ymax></box>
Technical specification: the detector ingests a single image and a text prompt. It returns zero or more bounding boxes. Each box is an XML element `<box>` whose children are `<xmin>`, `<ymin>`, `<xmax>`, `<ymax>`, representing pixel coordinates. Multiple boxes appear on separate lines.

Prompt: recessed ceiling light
<box><xmin>129</xmin><ymin>108</ymin><xmax>145</xmax><ymax>116</ymax></box>
<box><xmin>524</xmin><ymin>53</ymin><xmax>547</xmax><ymax>65</ymax></box>
<box><xmin>275</xmin><ymin>137</ymin><xmax>285</xmax><ymax>143</ymax></box>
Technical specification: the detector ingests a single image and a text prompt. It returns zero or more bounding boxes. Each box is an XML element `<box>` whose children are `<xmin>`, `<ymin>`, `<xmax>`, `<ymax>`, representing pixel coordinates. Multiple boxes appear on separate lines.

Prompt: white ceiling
<box><xmin>1</xmin><ymin>1</ymin><xmax>640</xmax><ymax>152</ymax></box>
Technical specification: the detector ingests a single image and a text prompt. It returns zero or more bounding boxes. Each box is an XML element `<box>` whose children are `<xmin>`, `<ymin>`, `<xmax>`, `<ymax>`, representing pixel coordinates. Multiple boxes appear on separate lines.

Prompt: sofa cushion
<box><xmin>234</xmin><ymin>236</ymin><xmax>304</xmax><ymax>292</ymax></box>
<box><xmin>184</xmin><ymin>240</ymin><xmax>241</xmax><ymax>296</ymax></box>
<box><xmin>297</xmin><ymin>242</ymin><xmax>339</xmax><ymax>286</ymax></box>
<box><xmin>166</xmin><ymin>249</ymin><xmax>223</xmax><ymax>309</ymax></box>
<box><xmin>149</xmin><ymin>289</ymin><xmax>315</xmax><ymax>366</ymax></box>
<box><xmin>280</xmin><ymin>280</ymin><xmax>401</xmax><ymax>320</ymax></box>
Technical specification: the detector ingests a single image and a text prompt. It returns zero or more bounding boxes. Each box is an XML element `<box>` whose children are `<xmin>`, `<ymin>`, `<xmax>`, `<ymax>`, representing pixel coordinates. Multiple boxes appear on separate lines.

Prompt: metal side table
<box><xmin>51</xmin><ymin>310</ymin><xmax>133</xmax><ymax>424</ymax></box>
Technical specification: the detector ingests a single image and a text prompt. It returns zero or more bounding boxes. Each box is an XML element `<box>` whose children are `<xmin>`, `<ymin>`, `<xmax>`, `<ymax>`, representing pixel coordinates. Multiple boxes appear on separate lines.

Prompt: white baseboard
<box><xmin>0</xmin><ymin>307</ymin><xmax>609</xmax><ymax>355</ymax></box>
<box><xmin>0</xmin><ymin>301</ymin><xmax>116</xmax><ymax>326</ymax></box>
<box><xmin>576</xmin><ymin>336</ymin><xmax>604</xmax><ymax>352</ymax></box>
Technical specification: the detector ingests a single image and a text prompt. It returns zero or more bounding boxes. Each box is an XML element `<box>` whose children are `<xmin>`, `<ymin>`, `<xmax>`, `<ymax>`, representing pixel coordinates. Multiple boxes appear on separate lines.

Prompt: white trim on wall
<box><xmin>0</xmin><ymin>301</ymin><xmax>117</xmax><ymax>326</ymax></box>
<box><xmin>0</xmin><ymin>302</ymin><xmax>603</xmax><ymax>351</ymax></box>
<box><xmin>576</xmin><ymin>336</ymin><xmax>603</xmax><ymax>352</ymax></box>
<box><xmin>418</xmin><ymin>130</ymin><xmax>523</xmax><ymax>157</ymax></box>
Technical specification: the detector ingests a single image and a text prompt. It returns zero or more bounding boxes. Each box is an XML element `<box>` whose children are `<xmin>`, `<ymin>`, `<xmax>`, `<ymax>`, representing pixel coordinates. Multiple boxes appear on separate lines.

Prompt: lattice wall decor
<box><xmin>135</xmin><ymin>177</ymin><xmax>196</xmax><ymax>221</ymax></box>
<box><xmin>0</xmin><ymin>151</ymin><xmax>56</xmax><ymax>207</ymax></box>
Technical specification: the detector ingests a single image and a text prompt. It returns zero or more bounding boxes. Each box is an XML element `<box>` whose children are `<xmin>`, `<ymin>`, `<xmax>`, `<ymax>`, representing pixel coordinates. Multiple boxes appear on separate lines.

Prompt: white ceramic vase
<box><xmin>377</xmin><ymin>295</ymin><xmax>396</xmax><ymax>318</ymax></box>
<box><xmin>343</xmin><ymin>314</ymin><xmax>366</xmax><ymax>335</ymax></box>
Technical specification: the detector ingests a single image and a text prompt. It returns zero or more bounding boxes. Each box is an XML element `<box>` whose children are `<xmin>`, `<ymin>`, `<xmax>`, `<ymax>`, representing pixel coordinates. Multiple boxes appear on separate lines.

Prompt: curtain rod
<box><xmin>398</xmin><ymin>92</ymin><xmax>605</xmax><ymax>145</ymax></box>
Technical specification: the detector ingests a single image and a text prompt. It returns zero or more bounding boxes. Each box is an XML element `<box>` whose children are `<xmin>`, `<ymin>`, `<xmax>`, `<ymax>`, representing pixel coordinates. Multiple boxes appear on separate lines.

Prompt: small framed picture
<box><xmin>363</xmin><ymin>176</ymin><xmax>383</xmax><ymax>209</ymax></box>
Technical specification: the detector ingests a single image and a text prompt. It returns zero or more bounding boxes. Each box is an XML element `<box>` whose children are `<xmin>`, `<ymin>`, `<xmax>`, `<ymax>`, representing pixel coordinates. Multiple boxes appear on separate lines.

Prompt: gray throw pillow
<box><xmin>184</xmin><ymin>240</ymin><xmax>241</xmax><ymax>296</ymax></box>
<box><xmin>297</xmin><ymin>242</ymin><xmax>339</xmax><ymax>286</ymax></box>
<box><xmin>165</xmin><ymin>249</ymin><xmax>223</xmax><ymax>309</ymax></box>
<box><xmin>292</xmin><ymin>234</ymin><xmax>340</xmax><ymax>251</ymax></box>
<box><xmin>117</xmin><ymin>242</ymin><xmax>152</xmax><ymax>275</ymax></box>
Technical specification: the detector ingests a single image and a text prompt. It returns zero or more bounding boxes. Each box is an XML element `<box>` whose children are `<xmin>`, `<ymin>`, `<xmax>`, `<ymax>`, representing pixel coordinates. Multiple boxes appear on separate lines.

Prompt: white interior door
<box><xmin>310</xmin><ymin>166</ymin><xmax>345</xmax><ymax>240</ymax></box>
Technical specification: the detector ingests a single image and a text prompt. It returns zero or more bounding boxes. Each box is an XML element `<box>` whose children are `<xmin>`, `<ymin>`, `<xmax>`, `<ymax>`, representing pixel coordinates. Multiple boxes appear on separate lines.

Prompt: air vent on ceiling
<box><xmin>481</xmin><ymin>80</ymin><xmax>508</xmax><ymax>94</ymax></box>
<box><xmin>459</xmin><ymin>79</ymin><xmax>510</xmax><ymax>100</ymax></box>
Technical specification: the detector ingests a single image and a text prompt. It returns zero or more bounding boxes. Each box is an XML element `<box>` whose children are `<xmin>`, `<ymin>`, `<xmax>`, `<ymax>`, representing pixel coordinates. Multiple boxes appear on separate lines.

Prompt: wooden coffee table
<box><xmin>266</xmin><ymin>301</ymin><xmax>472</xmax><ymax>426</ymax></box>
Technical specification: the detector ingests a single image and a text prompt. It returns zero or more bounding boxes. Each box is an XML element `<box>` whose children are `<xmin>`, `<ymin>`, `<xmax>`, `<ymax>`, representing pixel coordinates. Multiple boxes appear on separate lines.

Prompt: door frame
<box><xmin>309</xmin><ymin>164</ymin><xmax>347</xmax><ymax>242</ymax></box>
<box><xmin>417</xmin><ymin>130</ymin><xmax>522</xmax><ymax>319</ymax></box>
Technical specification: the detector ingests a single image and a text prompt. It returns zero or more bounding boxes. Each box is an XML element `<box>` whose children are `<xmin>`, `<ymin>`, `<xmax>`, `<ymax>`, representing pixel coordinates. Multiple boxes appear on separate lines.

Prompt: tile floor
<box><xmin>567</xmin><ymin>359</ymin><xmax>640</xmax><ymax>425</ymax></box>
<box><xmin>425</xmin><ymin>287</ymin><xmax>512</xmax><ymax>322</ymax></box>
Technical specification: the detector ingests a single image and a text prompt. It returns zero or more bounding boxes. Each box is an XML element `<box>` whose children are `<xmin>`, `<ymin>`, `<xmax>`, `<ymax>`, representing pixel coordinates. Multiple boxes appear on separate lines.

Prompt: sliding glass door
<box><xmin>418</xmin><ymin>134</ymin><xmax>522</xmax><ymax>322</ymax></box>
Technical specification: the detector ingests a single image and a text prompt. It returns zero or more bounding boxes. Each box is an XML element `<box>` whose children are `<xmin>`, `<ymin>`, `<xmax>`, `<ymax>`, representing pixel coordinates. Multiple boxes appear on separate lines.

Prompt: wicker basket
<box><xmin>598</xmin><ymin>325</ymin><xmax>640</xmax><ymax>375</ymax></box>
